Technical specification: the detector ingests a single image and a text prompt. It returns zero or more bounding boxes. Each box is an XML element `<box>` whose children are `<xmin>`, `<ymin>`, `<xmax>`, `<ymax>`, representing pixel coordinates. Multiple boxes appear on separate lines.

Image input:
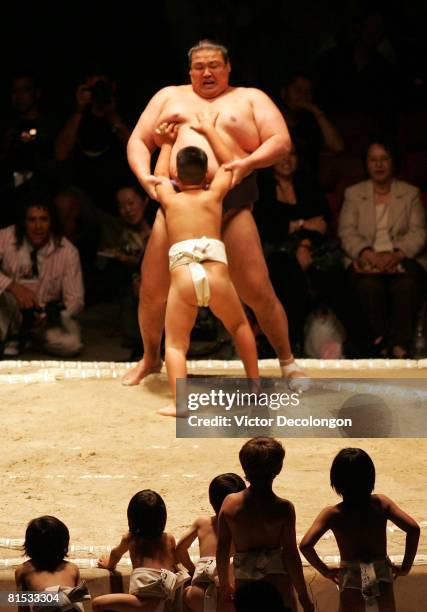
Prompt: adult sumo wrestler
<box><xmin>123</xmin><ymin>40</ymin><xmax>306</xmax><ymax>388</ymax></box>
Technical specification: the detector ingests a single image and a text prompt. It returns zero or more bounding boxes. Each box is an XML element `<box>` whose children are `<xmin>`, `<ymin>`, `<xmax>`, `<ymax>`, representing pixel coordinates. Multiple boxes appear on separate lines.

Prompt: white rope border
<box><xmin>2</xmin><ymin>522</ymin><xmax>426</xmax><ymax>552</ymax></box>
<box><xmin>1</xmin><ymin>555</ymin><xmax>427</xmax><ymax>570</ymax></box>
<box><xmin>0</xmin><ymin>358</ymin><xmax>426</xmax><ymax>385</ymax></box>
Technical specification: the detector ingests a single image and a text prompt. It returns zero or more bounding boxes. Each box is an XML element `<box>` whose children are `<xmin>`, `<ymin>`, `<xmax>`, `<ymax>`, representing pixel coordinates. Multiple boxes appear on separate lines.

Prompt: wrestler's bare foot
<box><xmin>280</xmin><ymin>356</ymin><xmax>311</xmax><ymax>393</ymax></box>
<box><xmin>157</xmin><ymin>404</ymin><xmax>189</xmax><ymax>418</ymax></box>
<box><xmin>121</xmin><ymin>357</ymin><xmax>163</xmax><ymax>386</ymax></box>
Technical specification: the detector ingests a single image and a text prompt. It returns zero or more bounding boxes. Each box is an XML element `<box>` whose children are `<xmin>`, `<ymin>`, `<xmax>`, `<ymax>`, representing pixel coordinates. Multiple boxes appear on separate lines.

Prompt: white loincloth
<box><xmin>340</xmin><ymin>558</ymin><xmax>393</xmax><ymax>612</ymax></box>
<box><xmin>129</xmin><ymin>567</ymin><xmax>190</xmax><ymax>612</ymax></box>
<box><xmin>168</xmin><ymin>237</ymin><xmax>227</xmax><ymax>307</ymax></box>
<box><xmin>31</xmin><ymin>582</ymin><xmax>90</xmax><ymax>612</ymax></box>
<box><xmin>191</xmin><ymin>556</ymin><xmax>217</xmax><ymax>612</ymax></box>
<box><xmin>233</xmin><ymin>548</ymin><xmax>287</xmax><ymax>581</ymax></box>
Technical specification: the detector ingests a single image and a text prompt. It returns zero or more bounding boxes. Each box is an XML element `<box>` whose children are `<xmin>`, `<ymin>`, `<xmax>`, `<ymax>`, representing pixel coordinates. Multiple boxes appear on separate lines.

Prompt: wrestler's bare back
<box><xmin>153</xmin><ymin>85</ymin><xmax>262</xmax><ymax>179</ymax></box>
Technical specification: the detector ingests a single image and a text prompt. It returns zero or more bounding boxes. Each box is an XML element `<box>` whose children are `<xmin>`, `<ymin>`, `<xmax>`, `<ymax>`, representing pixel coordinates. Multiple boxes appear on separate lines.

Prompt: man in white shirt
<box><xmin>0</xmin><ymin>190</ymin><xmax>84</xmax><ymax>357</ymax></box>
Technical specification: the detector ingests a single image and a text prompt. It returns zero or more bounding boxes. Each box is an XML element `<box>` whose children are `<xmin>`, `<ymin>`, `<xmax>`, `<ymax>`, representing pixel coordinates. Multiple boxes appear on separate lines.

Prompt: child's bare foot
<box><xmin>280</xmin><ymin>356</ymin><xmax>311</xmax><ymax>393</ymax></box>
<box><xmin>157</xmin><ymin>404</ymin><xmax>189</xmax><ymax>418</ymax></box>
<box><xmin>122</xmin><ymin>357</ymin><xmax>163</xmax><ymax>386</ymax></box>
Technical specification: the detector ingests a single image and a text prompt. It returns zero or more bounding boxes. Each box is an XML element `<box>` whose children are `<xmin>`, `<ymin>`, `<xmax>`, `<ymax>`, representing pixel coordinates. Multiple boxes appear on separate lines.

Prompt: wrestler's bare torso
<box><xmin>152</xmin><ymin>85</ymin><xmax>261</xmax><ymax>179</ymax></box>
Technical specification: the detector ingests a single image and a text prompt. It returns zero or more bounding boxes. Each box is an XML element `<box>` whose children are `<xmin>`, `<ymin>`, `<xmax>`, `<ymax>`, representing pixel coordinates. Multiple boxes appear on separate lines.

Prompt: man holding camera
<box><xmin>0</xmin><ymin>189</ymin><xmax>84</xmax><ymax>357</ymax></box>
<box><xmin>55</xmin><ymin>71</ymin><xmax>131</xmax><ymax>214</ymax></box>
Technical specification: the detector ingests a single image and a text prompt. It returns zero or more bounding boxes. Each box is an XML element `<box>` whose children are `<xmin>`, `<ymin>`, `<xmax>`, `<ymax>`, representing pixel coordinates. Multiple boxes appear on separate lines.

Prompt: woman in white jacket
<box><xmin>338</xmin><ymin>139</ymin><xmax>427</xmax><ymax>358</ymax></box>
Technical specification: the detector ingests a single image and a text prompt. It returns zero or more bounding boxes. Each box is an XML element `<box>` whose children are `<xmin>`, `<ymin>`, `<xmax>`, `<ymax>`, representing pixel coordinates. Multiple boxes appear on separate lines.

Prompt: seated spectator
<box><xmin>0</xmin><ymin>186</ymin><xmax>84</xmax><ymax>357</ymax></box>
<box><xmin>54</xmin><ymin>67</ymin><xmax>131</xmax><ymax>215</ymax></box>
<box><xmin>0</xmin><ymin>71</ymin><xmax>59</xmax><ymax>226</ymax></box>
<box><xmin>280</xmin><ymin>72</ymin><xmax>344</xmax><ymax>174</ymax></box>
<box><xmin>255</xmin><ymin>149</ymin><xmax>344</xmax><ymax>353</ymax></box>
<box><xmin>54</xmin><ymin>184</ymin><xmax>102</xmax><ymax>268</ymax></box>
<box><xmin>338</xmin><ymin>139</ymin><xmax>427</xmax><ymax>357</ymax></box>
<box><xmin>95</xmin><ymin>182</ymin><xmax>154</xmax><ymax>357</ymax></box>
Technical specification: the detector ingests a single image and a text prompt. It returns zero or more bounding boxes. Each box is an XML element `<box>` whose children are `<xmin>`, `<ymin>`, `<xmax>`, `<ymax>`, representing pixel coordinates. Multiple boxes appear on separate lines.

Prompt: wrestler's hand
<box><xmin>155</xmin><ymin>121</ymin><xmax>179</xmax><ymax>144</ymax></box>
<box><xmin>223</xmin><ymin>158</ymin><xmax>251</xmax><ymax>187</ymax></box>
<box><xmin>139</xmin><ymin>174</ymin><xmax>163</xmax><ymax>200</ymax></box>
<box><xmin>190</xmin><ymin>111</ymin><xmax>219</xmax><ymax>134</ymax></box>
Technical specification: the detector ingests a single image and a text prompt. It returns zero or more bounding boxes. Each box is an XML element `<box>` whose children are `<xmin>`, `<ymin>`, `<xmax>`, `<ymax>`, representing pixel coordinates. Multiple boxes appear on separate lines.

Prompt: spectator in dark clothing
<box><xmin>0</xmin><ymin>72</ymin><xmax>59</xmax><ymax>226</ymax></box>
<box><xmin>54</xmin><ymin>69</ymin><xmax>131</xmax><ymax>216</ymax></box>
<box><xmin>280</xmin><ymin>72</ymin><xmax>344</xmax><ymax>174</ymax></box>
<box><xmin>255</xmin><ymin>148</ymin><xmax>344</xmax><ymax>353</ymax></box>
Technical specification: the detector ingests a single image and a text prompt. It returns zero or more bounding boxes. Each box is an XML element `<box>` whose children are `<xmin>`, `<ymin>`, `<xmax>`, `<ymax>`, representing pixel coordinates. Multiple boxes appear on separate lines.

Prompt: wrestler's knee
<box><xmin>239</xmin><ymin>273</ymin><xmax>278</xmax><ymax>312</ymax></box>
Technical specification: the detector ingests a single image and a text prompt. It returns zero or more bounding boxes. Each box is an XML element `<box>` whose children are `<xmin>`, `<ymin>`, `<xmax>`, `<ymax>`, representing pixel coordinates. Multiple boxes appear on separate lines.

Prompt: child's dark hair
<box><xmin>127</xmin><ymin>490</ymin><xmax>167</xmax><ymax>539</ymax></box>
<box><xmin>24</xmin><ymin>516</ymin><xmax>69</xmax><ymax>572</ymax></box>
<box><xmin>209</xmin><ymin>473</ymin><xmax>246</xmax><ymax>515</ymax></box>
<box><xmin>239</xmin><ymin>437</ymin><xmax>285</xmax><ymax>484</ymax></box>
<box><xmin>330</xmin><ymin>448</ymin><xmax>375</xmax><ymax>501</ymax></box>
<box><xmin>176</xmin><ymin>146</ymin><xmax>208</xmax><ymax>185</ymax></box>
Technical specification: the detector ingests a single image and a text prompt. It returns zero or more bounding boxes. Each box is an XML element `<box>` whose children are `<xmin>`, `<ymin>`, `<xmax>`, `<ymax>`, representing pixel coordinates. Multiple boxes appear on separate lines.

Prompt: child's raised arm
<box><xmin>299</xmin><ymin>507</ymin><xmax>340</xmax><ymax>584</ymax></box>
<box><xmin>191</xmin><ymin>112</ymin><xmax>235</xmax><ymax>164</ymax></box>
<box><xmin>98</xmin><ymin>533</ymin><xmax>130</xmax><ymax>570</ymax></box>
<box><xmin>154</xmin><ymin>122</ymin><xmax>179</xmax><ymax>178</ymax></box>
<box><xmin>176</xmin><ymin>520</ymin><xmax>199</xmax><ymax>574</ymax></box>
<box><xmin>383</xmin><ymin>495</ymin><xmax>420</xmax><ymax>576</ymax></box>
<box><xmin>280</xmin><ymin>502</ymin><xmax>315</xmax><ymax>612</ymax></box>
<box><xmin>153</xmin><ymin>122</ymin><xmax>179</xmax><ymax>202</ymax></box>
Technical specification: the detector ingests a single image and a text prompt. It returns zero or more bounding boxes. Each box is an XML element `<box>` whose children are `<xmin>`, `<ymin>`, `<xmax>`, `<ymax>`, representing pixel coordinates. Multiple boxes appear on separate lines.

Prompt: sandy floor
<box><xmin>0</xmin><ymin>362</ymin><xmax>426</xmax><ymax>566</ymax></box>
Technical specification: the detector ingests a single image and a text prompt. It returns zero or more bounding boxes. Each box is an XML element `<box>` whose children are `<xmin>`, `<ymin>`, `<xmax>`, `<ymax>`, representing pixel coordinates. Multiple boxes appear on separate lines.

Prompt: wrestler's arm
<box><xmin>176</xmin><ymin>519</ymin><xmax>200</xmax><ymax>573</ymax></box>
<box><xmin>97</xmin><ymin>532</ymin><xmax>130</xmax><ymax>570</ymax></box>
<box><xmin>280</xmin><ymin>502</ymin><xmax>315</xmax><ymax>611</ymax></box>
<box><xmin>248</xmin><ymin>88</ymin><xmax>290</xmax><ymax>167</ymax></box>
<box><xmin>299</xmin><ymin>507</ymin><xmax>339</xmax><ymax>582</ymax></box>
<box><xmin>383</xmin><ymin>495</ymin><xmax>420</xmax><ymax>575</ymax></box>
<box><xmin>127</xmin><ymin>86</ymin><xmax>175</xmax><ymax>199</ymax></box>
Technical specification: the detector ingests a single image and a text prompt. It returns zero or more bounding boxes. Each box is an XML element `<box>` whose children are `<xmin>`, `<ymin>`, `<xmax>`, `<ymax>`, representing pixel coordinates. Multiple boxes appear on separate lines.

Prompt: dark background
<box><xmin>1</xmin><ymin>0</ymin><xmax>427</xmax><ymax>125</ymax></box>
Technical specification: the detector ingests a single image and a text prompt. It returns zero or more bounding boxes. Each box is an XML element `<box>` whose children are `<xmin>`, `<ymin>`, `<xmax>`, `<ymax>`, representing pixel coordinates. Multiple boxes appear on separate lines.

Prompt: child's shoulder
<box><xmin>194</xmin><ymin>515</ymin><xmax>212</xmax><ymax>528</ymax></box>
<box><xmin>275</xmin><ymin>495</ymin><xmax>297</xmax><ymax>514</ymax></box>
<box><xmin>15</xmin><ymin>560</ymin><xmax>33</xmax><ymax>582</ymax></box>
<box><xmin>163</xmin><ymin>531</ymin><xmax>177</xmax><ymax>547</ymax></box>
<box><xmin>371</xmin><ymin>493</ymin><xmax>392</xmax><ymax>511</ymax></box>
<box><xmin>221</xmin><ymin>490</ymin><xmax>245</xmax><ymax>512</ymax></box>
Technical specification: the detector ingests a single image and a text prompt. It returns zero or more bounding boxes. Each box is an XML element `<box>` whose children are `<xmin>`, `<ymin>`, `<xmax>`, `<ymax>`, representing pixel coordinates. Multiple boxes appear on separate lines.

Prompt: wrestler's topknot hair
<box><xmin>188</xmin><ymin>39</ymin><xmax>229</xmax><ymax>67</ymax></box>
<box><xmin>176</xmin><ymin>146</ymin><xmax>208</xmax><ymax>185</ymax></box>
<box><xmin>209</xmin><ymin>473</ymin><xmax>246</xmax><ymax>515</ymax></box>
<box><xmin>330</xmin><ymin>448</ymin><xmax>375</xmax><ymax>502</ymax></box>
<box><xmin>239</xmin><ymin>437</ymin><xmax>285</xmax><ymax>485</ymax></box>
<box><xmin>127</xmin><ymin>490</ymin><xmax>167</xmax><ymax>539</ymax></box>
<box><xmin>24</xmin><ymin>516</ymin><xmax>69</xmax><ymax>572</ymax></box>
